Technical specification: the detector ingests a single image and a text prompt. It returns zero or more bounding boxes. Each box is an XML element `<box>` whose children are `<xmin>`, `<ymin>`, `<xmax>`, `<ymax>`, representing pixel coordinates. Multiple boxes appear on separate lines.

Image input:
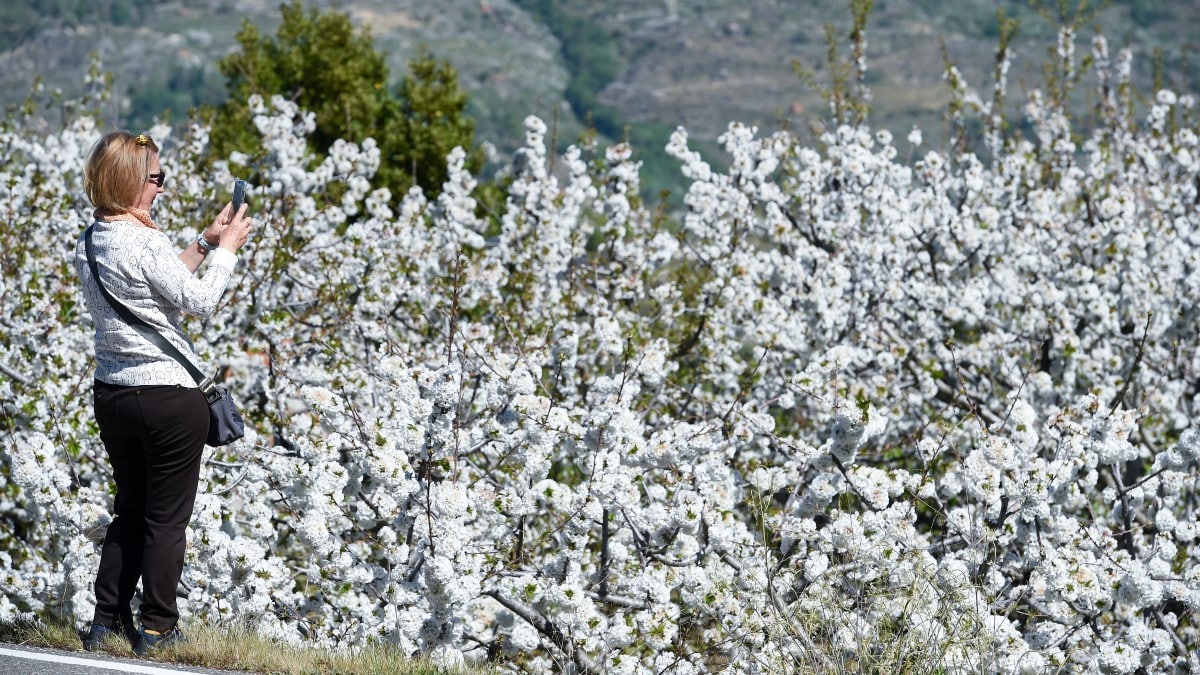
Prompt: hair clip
<box><xmin>135</xmin><ymin>134</ymin><xmax>151</xmax><ymax>146</ymax></box>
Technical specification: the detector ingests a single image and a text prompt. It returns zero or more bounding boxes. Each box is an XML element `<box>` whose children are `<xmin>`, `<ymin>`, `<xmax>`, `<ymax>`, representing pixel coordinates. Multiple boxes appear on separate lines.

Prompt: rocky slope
<box><xmin>4</xmin><ymin>0</ymin><xmax>1196</xmax><ymax>167</ymax></box>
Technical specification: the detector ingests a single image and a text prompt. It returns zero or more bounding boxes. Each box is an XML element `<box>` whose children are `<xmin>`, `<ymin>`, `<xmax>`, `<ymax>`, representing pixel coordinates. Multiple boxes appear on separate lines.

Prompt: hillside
<box><xmin>3</xmin><ymin>0</ymin><xmax>1197</xmax><ymax>192</ymax></box>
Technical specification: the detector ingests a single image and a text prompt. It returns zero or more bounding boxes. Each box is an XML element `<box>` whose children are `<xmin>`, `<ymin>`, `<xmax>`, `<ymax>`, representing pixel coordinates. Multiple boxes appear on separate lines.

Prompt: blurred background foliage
<box><xmin>205</xmin><ymin>1</ymin><xmax>482</xmax><ymax>203</ymax></box>
<box><xmin>1</xmin><ymin>0</ymin><xmax>1197</xmax><ymax>206</ymax></box>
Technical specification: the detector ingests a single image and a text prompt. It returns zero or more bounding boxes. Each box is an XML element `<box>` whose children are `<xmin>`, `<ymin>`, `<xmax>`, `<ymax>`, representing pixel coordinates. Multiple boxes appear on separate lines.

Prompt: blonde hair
<box><xmin>84</xmin><ymin>131</ymin><xmax>158</xmax><ymax>212</ymax></box>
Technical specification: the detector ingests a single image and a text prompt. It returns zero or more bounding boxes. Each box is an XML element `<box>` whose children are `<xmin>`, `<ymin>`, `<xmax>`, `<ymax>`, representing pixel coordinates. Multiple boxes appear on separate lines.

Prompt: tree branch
<box><xmin>484</xmin><ymin>590</ymin><xmax>598</xmax><ymax>674</ymax></box>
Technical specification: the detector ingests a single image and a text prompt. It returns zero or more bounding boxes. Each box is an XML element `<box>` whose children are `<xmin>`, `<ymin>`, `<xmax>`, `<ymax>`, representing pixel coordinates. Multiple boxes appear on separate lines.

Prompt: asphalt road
<box><xmin>0</xmin><ymin>643</ymin><xmax>244</xmax><ymax>675</ymax></box>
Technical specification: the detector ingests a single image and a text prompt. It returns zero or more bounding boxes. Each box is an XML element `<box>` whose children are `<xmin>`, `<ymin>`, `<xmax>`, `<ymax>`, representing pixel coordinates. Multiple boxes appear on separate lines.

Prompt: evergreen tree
<box><xmin>380</xmin><ymin>47</ymin><xmax>480</xmax><ymax>198</ymax></box>
<box><xmin>204</xmin><ymin>0</ymin><xmax>479</xmax><ymax>200</ymax></box>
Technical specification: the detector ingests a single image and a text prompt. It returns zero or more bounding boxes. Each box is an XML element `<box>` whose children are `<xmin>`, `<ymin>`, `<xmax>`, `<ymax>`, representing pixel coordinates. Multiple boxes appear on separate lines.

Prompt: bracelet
<box><xmin>197</xmin><ymin>233</ymin><xmax>220</xmax><ymax>252</ymax></box>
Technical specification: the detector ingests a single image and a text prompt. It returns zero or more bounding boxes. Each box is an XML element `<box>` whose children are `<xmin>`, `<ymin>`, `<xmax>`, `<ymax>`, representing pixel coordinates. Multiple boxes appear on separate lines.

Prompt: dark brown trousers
<box><xmin>91</xmin><ymin>379</ymin><xmax>207</xmax><ymax>632</ymax></box>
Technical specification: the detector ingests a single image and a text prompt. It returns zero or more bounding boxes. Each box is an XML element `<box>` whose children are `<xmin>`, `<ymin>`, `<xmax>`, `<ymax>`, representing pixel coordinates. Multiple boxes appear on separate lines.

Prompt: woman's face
<box><xmin>133</xmin><ymin>152</ymin><xmax>164</xmax><ymax>211</ymax></box>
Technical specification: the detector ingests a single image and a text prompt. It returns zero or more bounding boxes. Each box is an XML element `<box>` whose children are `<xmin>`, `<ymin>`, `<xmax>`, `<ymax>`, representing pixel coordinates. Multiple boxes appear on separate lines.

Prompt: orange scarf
<box><xmin>96</xmin><ymin>208</ymin><xmax>158</xmax><ymax>230</ymax></box>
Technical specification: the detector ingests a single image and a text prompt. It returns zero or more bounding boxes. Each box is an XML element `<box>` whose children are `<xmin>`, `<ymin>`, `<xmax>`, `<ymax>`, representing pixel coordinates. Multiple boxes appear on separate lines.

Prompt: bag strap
<box><xmin>84</xmin><ymin>223</ymin><xmax>209</xmax><ymax>386</ymax></box>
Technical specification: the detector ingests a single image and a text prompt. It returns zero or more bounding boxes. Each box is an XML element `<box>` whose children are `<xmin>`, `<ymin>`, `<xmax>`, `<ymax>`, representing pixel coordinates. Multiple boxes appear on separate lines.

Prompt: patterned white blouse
<box><xmin>74</xmin><ymin>219</ymin><xmax>239</xmax><ymax>387</ymax></box>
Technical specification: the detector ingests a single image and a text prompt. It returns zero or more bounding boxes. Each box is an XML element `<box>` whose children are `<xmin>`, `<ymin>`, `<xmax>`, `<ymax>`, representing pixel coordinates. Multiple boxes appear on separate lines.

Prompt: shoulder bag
<box><xmin>84</xmin><ymin>223</ymin><xmax>245</xmax><ymax>446</ymax></box>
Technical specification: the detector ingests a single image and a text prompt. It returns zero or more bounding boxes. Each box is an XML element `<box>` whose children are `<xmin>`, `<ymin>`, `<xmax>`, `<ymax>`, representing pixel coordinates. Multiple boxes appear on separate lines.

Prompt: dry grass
<box><xmin>734</xmin><ymin>546</ymin><xmax>999</xmax><ymax>675</ymax></box>
<box><xmin>0</xmin><ymin>617</ymin><xmax>492</xmax><ymax>675</ymax></box>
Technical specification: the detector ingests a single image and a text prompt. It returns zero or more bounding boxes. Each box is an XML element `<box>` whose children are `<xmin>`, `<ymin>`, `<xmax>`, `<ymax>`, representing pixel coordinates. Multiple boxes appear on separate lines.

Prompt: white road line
<box><xmin>0</xmin><ymin>646</ymin><xmax>201</xmax><ymax>673</ymax></box>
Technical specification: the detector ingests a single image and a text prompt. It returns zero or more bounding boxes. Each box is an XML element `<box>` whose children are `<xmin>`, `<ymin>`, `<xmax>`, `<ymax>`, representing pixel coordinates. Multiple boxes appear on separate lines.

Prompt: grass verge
<box><xmin>0</xmin><ymin>616</ymin><xmax>491</xmax><ymax>675</ymax></box>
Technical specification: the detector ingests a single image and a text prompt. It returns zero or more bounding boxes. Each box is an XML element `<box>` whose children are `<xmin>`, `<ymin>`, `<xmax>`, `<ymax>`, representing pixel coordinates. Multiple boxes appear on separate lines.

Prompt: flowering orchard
<box><xmin>4</xmin><ymin>30</ymin><xmax>1200</xmax><ymax>673</ymax></box>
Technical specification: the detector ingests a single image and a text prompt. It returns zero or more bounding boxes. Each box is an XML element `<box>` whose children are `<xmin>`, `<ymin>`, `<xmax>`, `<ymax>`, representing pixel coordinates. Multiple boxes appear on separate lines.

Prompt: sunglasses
<box><xmin>147</xmin><ymin>172</ymin><xmax>167</xmax><ymax>188</ymax></box>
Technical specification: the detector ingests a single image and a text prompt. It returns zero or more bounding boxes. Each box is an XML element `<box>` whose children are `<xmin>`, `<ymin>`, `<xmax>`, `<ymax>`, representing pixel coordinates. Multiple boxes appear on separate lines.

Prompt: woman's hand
<box><xmin>179</xmin><ymin>202</ymin><xmax>250</xmax><ymax>272</ymax></box>
<box><xmin>200</xmin><ymin>202</ymin><xmax>235</xmax><ymax>247</ymax></box>
<box><xmin>218</xmin><ymin>202</ymin><xmax>252</xmax><ymax>253</ymax></box>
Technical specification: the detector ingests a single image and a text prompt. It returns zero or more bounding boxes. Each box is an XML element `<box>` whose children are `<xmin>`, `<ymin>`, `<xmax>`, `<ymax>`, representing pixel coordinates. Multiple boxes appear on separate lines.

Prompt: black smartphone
<box><xmin>231</xmin><ymin>179</ymin><xmax>246</xmax><ymax>214</ymax></box>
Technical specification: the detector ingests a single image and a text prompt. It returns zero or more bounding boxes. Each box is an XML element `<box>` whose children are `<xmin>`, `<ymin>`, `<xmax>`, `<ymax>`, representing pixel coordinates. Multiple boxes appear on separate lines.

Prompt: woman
<box><xmin>74</xmin><ymin>131</ymin><xmax>252</xmax><ymax>654</ymax></box>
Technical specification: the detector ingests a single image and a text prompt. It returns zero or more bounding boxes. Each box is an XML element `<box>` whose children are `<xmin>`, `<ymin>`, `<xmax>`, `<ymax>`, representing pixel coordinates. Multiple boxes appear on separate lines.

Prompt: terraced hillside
<box><xmin>3</xmin><ymin>0</ymin><xmax>1196</xmax><ymax>192</ymax></box>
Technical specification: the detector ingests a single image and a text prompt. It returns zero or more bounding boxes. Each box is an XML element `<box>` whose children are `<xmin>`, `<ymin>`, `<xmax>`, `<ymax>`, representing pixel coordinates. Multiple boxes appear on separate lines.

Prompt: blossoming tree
<box><xmin>2</xmin><ymin>25</ymin><xmax>1200</xmax><ymax>674</ymax></box>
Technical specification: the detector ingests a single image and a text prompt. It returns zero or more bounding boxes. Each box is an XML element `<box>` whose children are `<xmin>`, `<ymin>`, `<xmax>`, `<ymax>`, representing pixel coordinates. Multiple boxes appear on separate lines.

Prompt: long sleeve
<box><xmin>75</xmin><ymin>220</ymin><xmax>239</xmax><ymax>387</ymax></box>
<box><xmin>139</xmin><ymin>232</ymin><xmax>236</xmax><ymax>319</ymax></box>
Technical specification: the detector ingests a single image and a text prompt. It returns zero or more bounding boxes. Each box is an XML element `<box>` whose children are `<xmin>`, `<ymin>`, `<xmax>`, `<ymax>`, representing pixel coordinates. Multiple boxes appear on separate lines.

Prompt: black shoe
<box><xmin>134</xmin><ymin>625</ymin><xmax>186</xmax><ymax>656</ymax></box>
<box><xmin>82</xmin><ymin>623</ymin><xmax>121</xmax><ymax>652</ymax></box>
<box><xmin>118</xmin><ymin>607</ymin><xmax>140</xmax><ymax>648</ymax></box>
